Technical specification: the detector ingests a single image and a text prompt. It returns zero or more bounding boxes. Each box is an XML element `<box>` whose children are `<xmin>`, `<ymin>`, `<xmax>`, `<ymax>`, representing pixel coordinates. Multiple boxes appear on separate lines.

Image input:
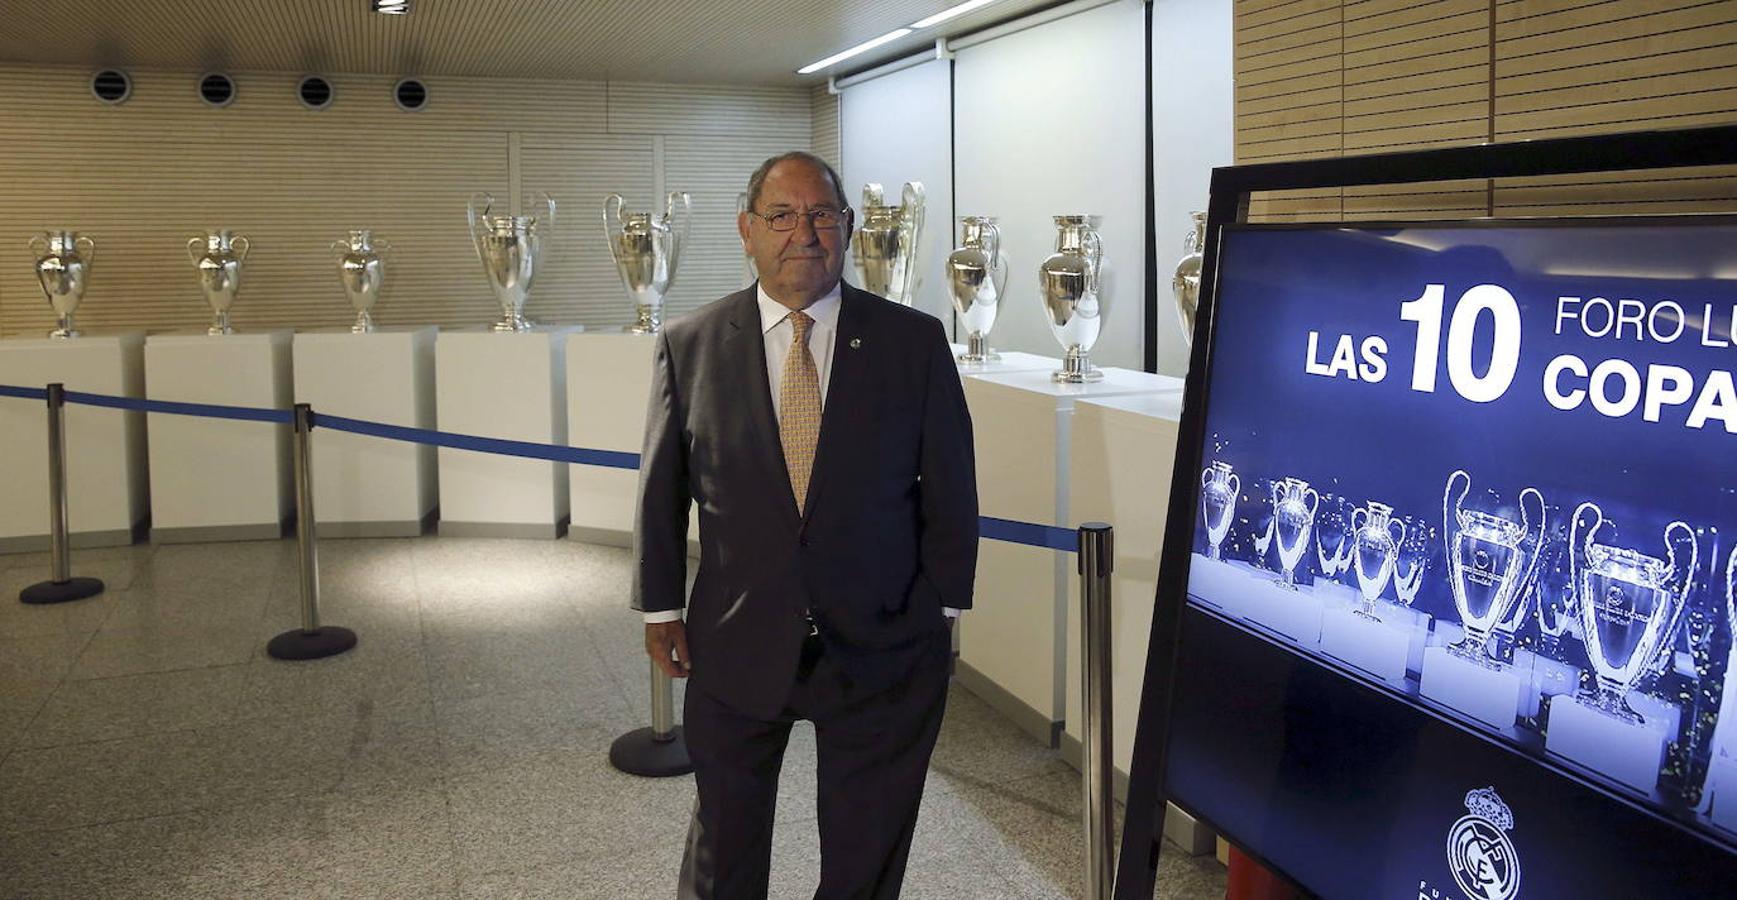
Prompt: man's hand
<box><xmin>645</xmin><ymin>621</ymin><xmax>692</xmax><ymax>678</ymax></box>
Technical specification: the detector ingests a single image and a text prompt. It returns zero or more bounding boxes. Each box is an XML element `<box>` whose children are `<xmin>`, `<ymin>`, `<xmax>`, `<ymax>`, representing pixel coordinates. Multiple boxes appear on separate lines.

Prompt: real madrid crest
<box><xmin>1447</xmin><ymin>786</ymin><xmax>1520</xmax><ymax>900</ymax></box>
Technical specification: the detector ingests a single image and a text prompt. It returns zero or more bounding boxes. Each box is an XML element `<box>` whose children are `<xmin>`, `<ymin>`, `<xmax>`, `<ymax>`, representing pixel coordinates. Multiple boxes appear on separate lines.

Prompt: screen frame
<box><xmin>1113</xmin><ymin>122</ymin><xmax>1737</xmax><ymax>899</ymax></box>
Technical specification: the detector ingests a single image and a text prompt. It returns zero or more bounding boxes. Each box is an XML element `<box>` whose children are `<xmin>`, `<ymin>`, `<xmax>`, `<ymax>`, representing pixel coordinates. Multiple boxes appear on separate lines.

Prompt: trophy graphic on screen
<box><xmin>1200</xmin><ymin>461</ymin><xmax>1239</xmax><ymax>560</ymax></box>
<box><xmin>1444</xmin><ymin>470</ymin><xmax>1544</xmax><ymax>666</ymax></box>
<box><xmin>1392</xmin><ymin>517</ymin><xmax>1433</xmax><ymax>609</ymax></box>
<box><xmin>1570</xmin><ymin>502</ymin><xmax>1697</xmax><ymax>723</ymax></box>
<box><xmin>1533</xmin><ymin>529</ymin><xmax>1579</xmax><ymax>658</ymax></box>
<box><xmin>1314</xmin><ymin>493</ymin><xmax>1354</xmax><ymax>584</ymax></box>
<box><xmin>1352</xmin><ymin>500</ymin><xmax>1406</xmax><ymax>618</ymax></box>
<box><xmin>1270</xmin><ymin>477</ymin><xmax>1319</xmax><ymax>588</ymax></box>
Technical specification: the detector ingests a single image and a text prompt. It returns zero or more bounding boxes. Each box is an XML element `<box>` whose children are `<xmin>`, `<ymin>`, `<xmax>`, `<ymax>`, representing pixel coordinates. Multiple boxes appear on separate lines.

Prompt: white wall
<box><xmin>838</xmin><ymin>59</ymin><xmax>955</xmax><ymax>326</ymax></box>
<box><xmin>1151</xmin><ymin>0</ymin><xmax>1235</xmax><ymax>376</ymax></box>
<box><xmin>952</xmin><ymin>0</ymin><xmax>1148</xmax><ymax>370</ymax></box>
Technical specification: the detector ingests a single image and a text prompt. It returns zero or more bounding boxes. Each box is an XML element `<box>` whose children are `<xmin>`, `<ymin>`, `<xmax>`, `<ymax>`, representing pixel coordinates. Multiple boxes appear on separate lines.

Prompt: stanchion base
<box><xmin>609</xmin><ymin>726</ymin><xmax>694</xmax><ymax>777</ymax></box>
<box><xmin>267</xmin><ymin>626</ymin><xmax>358</xmax><ymax>661</ymax></box>
<box><xmin>20</xmin><ymin>576</ymin><xmax>104</xmax><ymax>605</ymax></box>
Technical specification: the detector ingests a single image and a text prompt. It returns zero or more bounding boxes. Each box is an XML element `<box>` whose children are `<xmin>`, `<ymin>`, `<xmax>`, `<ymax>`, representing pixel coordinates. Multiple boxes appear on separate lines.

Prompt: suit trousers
<box><xmin>677</xmin><ymin>628</ymin><xmax>952</xmax><ymax>900</ymax></box>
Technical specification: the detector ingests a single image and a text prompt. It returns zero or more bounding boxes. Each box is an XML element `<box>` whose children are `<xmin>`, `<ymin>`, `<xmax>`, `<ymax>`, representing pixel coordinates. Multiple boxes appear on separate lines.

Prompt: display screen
<box><xmin>1166</xmin><ymin>219</ymin><xmax>1737</xmax><ymax>898</ymax></box>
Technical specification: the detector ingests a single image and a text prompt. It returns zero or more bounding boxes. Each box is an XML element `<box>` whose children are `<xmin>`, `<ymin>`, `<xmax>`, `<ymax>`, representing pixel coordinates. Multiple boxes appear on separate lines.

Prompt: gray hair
<box><xmin>745</xmin><ymin>151</ymin><xmax>849</xmax><ymax>213</ymax></box>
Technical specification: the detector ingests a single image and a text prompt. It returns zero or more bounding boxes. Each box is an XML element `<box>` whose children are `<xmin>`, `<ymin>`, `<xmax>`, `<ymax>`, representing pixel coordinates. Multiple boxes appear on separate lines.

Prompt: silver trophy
<box><xmin>605</xmin><ymin>192</ymin><xmax>690</xmax><ymax>335</ymax></box>
<box><xmin>854</xmin><ymin>182</ymin><xmax>925</xmax><ymax>306</ymax></box>
<box><xmin>1443</xmin><ymin>470</ymin><xmax>1544</xmax><ymax>666</ymax></box>
<box><xmin>947</xmin><ymin>216</ymin><xmax>1006</xmax><ymax>364</ymax></box>
<box><xmin>1199</xmin><ymin>461</ymin><xmax>1239</xmax><ymax>560</ymax></box>
<box><xmin>468</xmin><ymin>191</ymin><xmax>554</xmax><ymax>332</ymax></box>
<box><xmin>331</xmin><ymin>229</ymin><xmax>390</xmax><ymax>333</ymax></box>
<box><xmin>1570</xmin><ymin>502</ymin><xmax>1697</xmax><ymax>722</ymax></box>
<box><xmin>29</xmin><ymin>230</ymin><xmax>96</xmax><ymax>338</ymax></box>
<box><xmin>1040</xmin><ymin>215</ymin><xmax>1105</xmax><ymax>383</ymax></box>
<box><xmin>186</xmin><ymin>229</ymin><xmax>251</xmax><ymax>335</ymax></box>
<box><xmin>1270</xmin><ymin>476</ymin><xmax>1319</xmax><ymax>588</ymax></box>
<box><xmin>1352</xmin><ymin>500</ymin><xmax>1406</xmax><ymax>618</ymax></box>
<box><xmin>737</xmin><ymin>192</ymin><xmax>756</xmax><ymax>288</ymax></box>
<box><xmin>1172</xmin><ymin>211</ymin><xmax>1206</xmax><ymax>346</ymax></box>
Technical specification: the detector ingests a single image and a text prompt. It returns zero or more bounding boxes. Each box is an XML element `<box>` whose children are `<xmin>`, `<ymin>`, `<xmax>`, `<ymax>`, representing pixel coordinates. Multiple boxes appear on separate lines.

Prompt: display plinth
<box><xmin>436</xmin><ymin>328</ymin><xmax>577</xmax><ymax>538</ymax></box>
<box><xmin>954</xmin><ymin>349</ymin><xmax>1062</xmax><ymax>376</ymax></box>
<box><xmin>1188</xmin><ymin>556</ymin><xmax>1326</xmax><ymax>644</ymax></box>
<box><xmin>1705</xmin><ymin>754</ymin><xmax>1737</xmax><ymax>832</ymax></box>
<box><xmin>1545</xmin><ymin>696</ymin><xmax>1668</xmax><ymax>794</ymax></box>
<box><xmin>145</xmin><ymin>332</ymin><xmax>292</xmax><ymax>542</ymax></box>
<box><xmin>292</xmin><ymin>328</ymin><xmax>436</xmax><ymax>537</ymax></box>
<box><xmin>1517</xmin><ymin>649</ymin><xmax>1580</xmax><ymax>720</ymax></box>
<box><xmin>958</xmin><ymin>367</ymin><xmax>1181</xmax><ymax>742</ymax></box>
<box><xmin>1318</xmin><ymin>607</ymin><xmax>1410</xmax><ymax>687</ymax></box>
<box><xmin>1418</xmin><ymin>646</ymin><xmax>1523</xmax><ymax>730</ymax></box>
<box><xmin>0</xmin><ymin>334</ymin><xmax>147</xmax><ymax>552</ymax></box>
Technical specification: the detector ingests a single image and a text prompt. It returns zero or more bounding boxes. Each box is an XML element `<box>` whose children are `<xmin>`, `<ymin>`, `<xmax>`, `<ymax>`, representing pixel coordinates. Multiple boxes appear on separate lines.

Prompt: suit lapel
<box><xmin>726</xmin><ymin>286</ymin><xmax>802</xmax><ymax>529</ymax></box>
<box><xmin>801</xmin><ymin>283</ymin><xmax>871</xmax><ymax>526</ymax></box>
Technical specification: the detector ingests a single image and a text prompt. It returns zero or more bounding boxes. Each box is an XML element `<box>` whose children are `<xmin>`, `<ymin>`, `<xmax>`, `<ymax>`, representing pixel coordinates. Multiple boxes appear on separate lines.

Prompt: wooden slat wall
<box><xmin>811</xmin><ymin>83</ymin><xmax>843</xmax><ymax>172</ymax></box>
<box><xmin>0</xmin><ymin>63</ymin><xmax>810</xmax><ymax>336</ymax></box>
<box><xmin>1233</xmin><ymin>0</ymin><xmax>1737</xmax><ymax>222</ymax></box>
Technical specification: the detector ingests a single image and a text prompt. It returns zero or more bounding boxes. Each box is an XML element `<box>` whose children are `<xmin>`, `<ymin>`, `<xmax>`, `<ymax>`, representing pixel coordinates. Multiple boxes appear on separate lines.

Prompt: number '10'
<box><xmin>1399</xmin><ymin>283</ymin><xmax>1522</xmax><ymax>403</ymax></box>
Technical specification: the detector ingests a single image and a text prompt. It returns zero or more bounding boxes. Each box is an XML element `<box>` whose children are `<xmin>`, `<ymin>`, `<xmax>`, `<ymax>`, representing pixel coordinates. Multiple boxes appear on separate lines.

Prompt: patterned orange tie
<box><xmin>780</xmin><ymin>310</ymin><xmax>821</xmax><ymax>513</ymax></box>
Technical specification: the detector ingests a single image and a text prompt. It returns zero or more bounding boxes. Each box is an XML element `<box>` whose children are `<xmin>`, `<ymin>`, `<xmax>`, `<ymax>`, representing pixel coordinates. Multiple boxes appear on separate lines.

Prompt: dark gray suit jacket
<box><xmin>632</xmin><ymin>282</ymin><xmax>978</xmax><ymax>719</ymax></box>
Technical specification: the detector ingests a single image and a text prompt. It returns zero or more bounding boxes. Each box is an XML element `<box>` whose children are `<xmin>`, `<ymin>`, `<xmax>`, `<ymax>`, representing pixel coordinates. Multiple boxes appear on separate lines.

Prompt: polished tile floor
<box><xmin>0</xmin><ymin>537</ymin><xmax>1225</xmax><ymax>899</ymax></box>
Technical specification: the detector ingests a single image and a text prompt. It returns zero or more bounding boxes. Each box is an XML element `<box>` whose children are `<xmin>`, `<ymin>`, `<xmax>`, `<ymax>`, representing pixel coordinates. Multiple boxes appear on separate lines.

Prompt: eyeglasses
<box><xmin>749</xmin><ymin>207</ymin><xmax>850</xmax><ymax>232</ymax></box>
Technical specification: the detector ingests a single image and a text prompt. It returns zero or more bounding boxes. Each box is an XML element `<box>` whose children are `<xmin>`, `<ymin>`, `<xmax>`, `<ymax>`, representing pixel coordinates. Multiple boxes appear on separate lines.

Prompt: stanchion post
<box><xmin>1079</xmin><ymin>522</ymin><xmax>1115</xmax><ymax>900</ymax></box>
<box><xmin>609</xmin><ymin>654</ymin><xmax>693</xmax><ymax>777</ymax></box>
<box><xmin>20</xmin><ymin>383</ymin><xmax>105</xmax><ymax>605</ymax></box>
<box><xmin>266</xmin><ymin>403</ymin><xmax>357</xmax><ymax>660</ymax></box>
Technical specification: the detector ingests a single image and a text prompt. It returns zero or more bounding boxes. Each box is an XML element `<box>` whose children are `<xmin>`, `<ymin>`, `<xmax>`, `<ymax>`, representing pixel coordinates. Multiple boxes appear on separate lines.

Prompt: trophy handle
<box><xmin>28</xmin><ymin>234</ymin><xmax>50</xmax><ymax>259</ymax></box>
<box><xmin>668</xmin><ymin>191</ymin><xmax>692</xmax><ymax>278</ymax></box>
<box><xmin>1664</xmin><ymin>520</ymin><xmax>1699</xmax><ymax>602</ymax></box>
<box><xmin>861</xmin><ymin>183</ymin><xmax>885</xmax><ymax>209</ymax></box>
<box><xmin>1443</xmin><ymin>469</ymin><xmax>1470</xmax><ymax>576</ymax></box>
<box><xmin>603</xmin><ymin>193</ymin><xmax>626</xmax><ymax>238</ymax></box>
<box><xmin>329</xmin><ymin>238</ymin><xmax>348</xmax><ymax>258</ymax></box>
<box><xmin>467</xmin><ymin>191</ymin><xmax>494</xmax><ymax>258</ymax></box>
<box><xmin>231</xmin><ymin>235</ymin><xmax>251</xmax><ymax>262</ymax></box>
<box><xmin>73</xmin><ymin>234</ymin><xmax>95</xmax><ymax>264</ymax></box>
<box><xmin>1083</xmin><ymin>230</ymin><xmax>1104</xmax><ymax>296</ymax></box>
<box><xmin>1725</xmin><ymin>546</ymin><xmax>1736</xmax><ymax>639</ymax></box>
<box><xmin>186</xmin><ymin>236</ymin><xmax>205</xmax><ymax>267</ymax></box>
<box><xmin>1304</xmin><ymin>487</ymin><xmax>1320</xmax><ymax>520</ymax></box>
<box><xmin>1226</xmin><ymin>473</ymin><xmax>1239</xmax><ymax>498</ymax></box>
<box><xmin>530</xmin><ymin>192</ymin><xmax>555</xmax><ymax>229</ymax></box>
<box><xmin>1389</xmin><ymin>517</ymin><xmax>1407</xmax><ymax>552</ymax></box>
<box><xmin>1569</xmin><ymin>501</ymin><xmax>1603</xmax><ymax>616</ymax></box>
<box><xmin>374</xmin><ymin>238</ymin><xmax>392</xmax><ymax>257</ymax></box>
<box><xmin>1516</xmin><ymin>487</ymin><xmax>1546</xmax><ymax>598</ymax></box>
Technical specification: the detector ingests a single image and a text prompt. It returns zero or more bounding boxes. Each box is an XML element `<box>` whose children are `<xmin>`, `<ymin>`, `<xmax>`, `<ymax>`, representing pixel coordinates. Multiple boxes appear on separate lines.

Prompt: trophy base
<box><xmin>206</xmin><ymin>326</ymin><xmax>235</xmax><ymax>336</ymax></box>
<box><xmin>1051</xmin><ymin>368</ymin><xmax>1105</xmax><ymax>384</ymax></box>
<box><xmin>956</xmin><ymin>351</ymin><xmax>1001</xmax><ymax>365</ymax></box>
<box><xmin>351</xmin><ymin>313</ymin><xmax>375</xmax><ymax>334</ymax></box>
<box><xmin>491</xmin><ymin>318</ymin><xmax>535</xmax><ymax>333</ymax></box>
<box><xmin>1319</xmin><ymin>605</ymin><xmax>1410</xmax><ymax>687</ymax></box>
<box><xmin>1419</xmin><ymin>645</ymin><xmax>1524</xmax><ymax>729</ymax></box>
<box><xmin>625</xmin><ymin>323</ymin><xmax>661</xmax><ymax>335</ymax></box>
<box><xmin>48</xmin><ymin>329</ymin><xmax>80</xmax><ymax>339</ymax></box>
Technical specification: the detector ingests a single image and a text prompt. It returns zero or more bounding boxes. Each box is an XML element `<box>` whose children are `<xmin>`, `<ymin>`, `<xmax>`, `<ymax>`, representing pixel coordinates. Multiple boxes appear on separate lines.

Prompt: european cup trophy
<box><xmin>1393</xmin><ymin>517</ymin><xmax>1433</xmax><ymax>608</ymax></box>
<box><xmin>1443</xmin><ymin>470</ymin><xmax>1544</xmax><ymax>665</ymax></box>
<box><xmin>1570</xmin><ymin>501</ymin><xmax>1697</xmax><ymax>722</ymax></box>
<box><xmin>331</xmin><ymin>229</ymin><xmax>389</xmax><ymax>334</ymax></box>
<box><xmin>468</xmin><ymin>191</ymin><xmax>554</xmax><ymax>332</ymax></box>
<box><xmin>187</xmin><ymin>229</ymin><xmax>251</xmax><ymax>335</ymax></box>
<box><xmin>854</xmin><ymin>182</ymin><xmax>925</xmax><ymax>307</ymax></box>
<box><xmin>947</xmin><ymin>216</ymin><xmax>1006</xmax><ymax>364</ymax></box>
<box><xmin>605</xmin><ymin>192</ymin><xmax>690</xmax><ymax>334</ymax></box>
<box><xmin>1270</xmin><ymin>476</ymin><xmax>1320</xmax><ymax>588</ymax></box>
<box><xmin>1199</xmin><ymin>461</ymin><xmax>1239</xmax><ymax>560</ymax></box>
<box><xmin>1314</xmin><ymin>493</ymin><xmax>1354</xmax><ymax>584</ymax></box>
<box><xmin>1040</xmin><ymin>215</ymin><xmax>1105</xmax><ymax>383</ymax></box>
<box><xmin>30</xmin><ymin>231</ymin><xmax>96</xmax><ymax>338</ymax></box>
<box><xmin>1172</xmin><ymin>211</ymin><xmax>1206</xmax><ymax>346</ymax></box>
<box><xmin>1352</xmin><ymin>500</ymin><xmax>1406</xmax><ymax>618</ymax></box>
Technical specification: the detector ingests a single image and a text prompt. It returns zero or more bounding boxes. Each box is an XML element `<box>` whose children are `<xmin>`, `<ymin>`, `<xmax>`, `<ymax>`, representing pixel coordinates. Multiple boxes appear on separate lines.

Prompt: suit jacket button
<box><xmin>799</xmin><ymin>537</ymin><xmax>810</xmax><ymax>548</ymax></box>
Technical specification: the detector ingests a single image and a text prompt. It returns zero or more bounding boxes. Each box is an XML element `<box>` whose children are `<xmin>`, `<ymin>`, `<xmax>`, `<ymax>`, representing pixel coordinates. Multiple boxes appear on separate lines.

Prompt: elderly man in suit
<box><xmin>632</xmin><ymin>150</ymin><xmax>978</xmax><ymax>899</ymax></box>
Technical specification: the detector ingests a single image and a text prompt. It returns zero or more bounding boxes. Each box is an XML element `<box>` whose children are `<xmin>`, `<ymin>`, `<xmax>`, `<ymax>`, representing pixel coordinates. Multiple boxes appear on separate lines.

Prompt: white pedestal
<box><xmin>1419</xmin><ymin>646</ymin><xmax>1524</xmax><ymax>730</ymax></box>
<box><xmin>0</xmin><ymin>334</ymin><xmax>147</xmax><ymax>552</ymax></box>
<box><xmin>1545</xmin><ymin>696</ymin><xmax>1669</xmax><ymax>794</ymax></box>
<box><xmin>1705</xmin><ymin>753</ymin><xmax>1737</xmax><ymax>833</ymax></box>
<box><xmin>1188</xmin><ymin>555</ymin><xmax>1327</xmax><ymax>645</ymax></box>
<box><xmin>958</xmin><ymin>367</ymin><xmax>1182</xmax><ymax>740</ymax></box>
<box><xmin>955</xmin><ymin>349</ymin><xmax>1063</xmax><ymax>377</ymax></box>
<box><xmin>1318</xmin><ymin>606</ymin><xmax>1412</xmax><ymax>688</ymax></box>
<box><xmin>1516</xmin><ymin>649</ymin><xmax>1580</xmax><ymax>720</ymax></box>
<box><xmin>436</xmin><ymin>328</ymin><xmax>576</xmax><ymax>538</ymax></box>
<box><xmin>292</xmin><ymin>328</ymin><xmax>436</xmax><ymax>537</ymax></box>
<box><xmin>145</xmin><ymin>332</ymin><xmax>293</xmax><ymax>542</ymax></box>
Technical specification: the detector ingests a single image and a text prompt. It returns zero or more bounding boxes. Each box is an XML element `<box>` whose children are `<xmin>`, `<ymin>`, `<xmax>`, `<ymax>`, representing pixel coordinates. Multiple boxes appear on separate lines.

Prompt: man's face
<box><xmin>738</xmin><ymin>159</ymin><xmax>853</xmax><ymax>305</ymax></box>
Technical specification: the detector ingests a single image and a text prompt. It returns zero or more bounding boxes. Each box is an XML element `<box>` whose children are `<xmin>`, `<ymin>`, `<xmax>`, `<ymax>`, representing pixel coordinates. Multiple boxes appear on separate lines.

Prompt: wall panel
<box><xmin>0</xmin><ymin>63</ymin><xmax>809</xmax><ymax>337</ymax></box>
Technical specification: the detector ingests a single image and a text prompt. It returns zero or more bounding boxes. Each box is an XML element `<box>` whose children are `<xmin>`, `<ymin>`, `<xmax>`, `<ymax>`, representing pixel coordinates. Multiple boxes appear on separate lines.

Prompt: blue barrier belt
<box><xmin>1</xmin><ymin>383</ymin><xmax>1084</xmax><ymax>552</ymax></box>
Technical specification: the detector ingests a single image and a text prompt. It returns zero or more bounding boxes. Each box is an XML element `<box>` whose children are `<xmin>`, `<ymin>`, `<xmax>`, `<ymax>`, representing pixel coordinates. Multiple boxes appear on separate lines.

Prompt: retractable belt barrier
<box><xmin>0</xmin><ymin>381</ymin><xmax>1115</xmax><ymax>897</ymax></box>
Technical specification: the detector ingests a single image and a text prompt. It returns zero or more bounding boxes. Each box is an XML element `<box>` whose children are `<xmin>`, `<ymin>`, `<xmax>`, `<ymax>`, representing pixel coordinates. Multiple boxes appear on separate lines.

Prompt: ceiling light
<box><xmin>912</xmin><ymin>0</ymin><xmax>1002</xmax><ymax>29</ymax></box>
<box><xmin>797</xmin><ymin>28</ymin><xmax>914</xmax><ymax>74</ymax></box>
<box><xmin>372</xmin><ymin>0</ymin><xmax>412</xmax><ymax>14</ymax></box>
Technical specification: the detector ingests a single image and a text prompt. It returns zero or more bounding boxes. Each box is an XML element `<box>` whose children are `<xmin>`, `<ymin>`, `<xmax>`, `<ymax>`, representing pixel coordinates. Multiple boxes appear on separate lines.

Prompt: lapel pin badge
<box><xmin>849</xmin><ymin>338</ymin><xmax>862</xmax><ymax>349</ymax></box>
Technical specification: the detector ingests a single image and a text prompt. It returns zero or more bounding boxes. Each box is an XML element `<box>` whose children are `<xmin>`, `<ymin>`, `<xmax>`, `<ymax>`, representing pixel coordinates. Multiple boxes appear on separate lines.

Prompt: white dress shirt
<box><xmin>645</xmin><ymin>283</ymin><xmax>959</xmax><ymax>623</ymax></box>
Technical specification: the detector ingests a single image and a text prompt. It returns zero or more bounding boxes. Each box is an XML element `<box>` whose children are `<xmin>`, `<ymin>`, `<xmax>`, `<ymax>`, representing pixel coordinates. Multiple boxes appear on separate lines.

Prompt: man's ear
<box><xmin>737</xmin><ymin>210</ymin><xmax>751</xmax><ymax>249</ymax></box>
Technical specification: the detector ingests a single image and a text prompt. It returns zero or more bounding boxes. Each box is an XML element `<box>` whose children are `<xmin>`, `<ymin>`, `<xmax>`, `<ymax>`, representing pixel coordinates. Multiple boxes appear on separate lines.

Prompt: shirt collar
<box><xmin>757</xmin><ymin>282</ymin><xmax>843</xmax><ymax>335</ymax></box>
